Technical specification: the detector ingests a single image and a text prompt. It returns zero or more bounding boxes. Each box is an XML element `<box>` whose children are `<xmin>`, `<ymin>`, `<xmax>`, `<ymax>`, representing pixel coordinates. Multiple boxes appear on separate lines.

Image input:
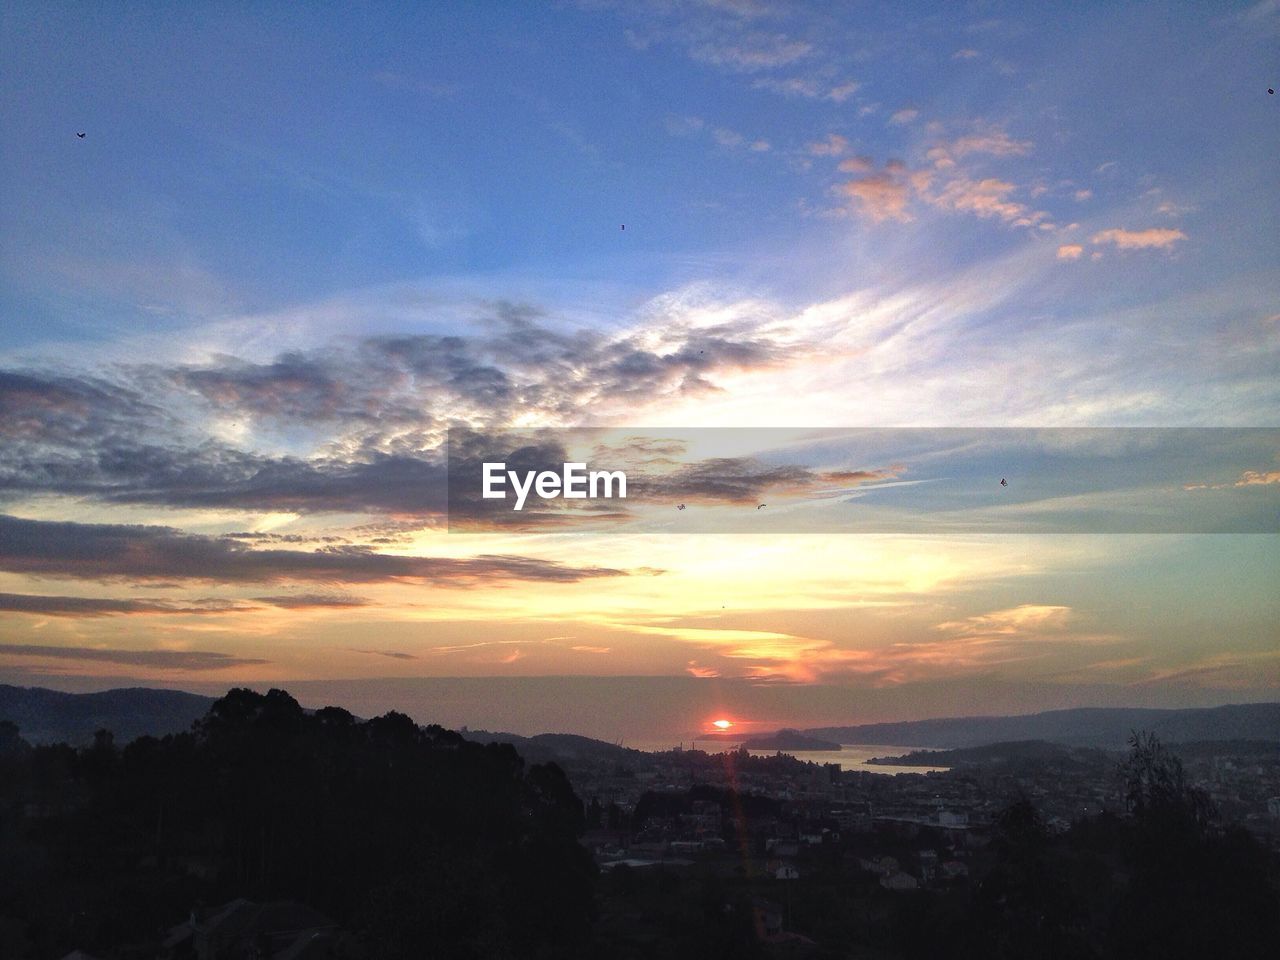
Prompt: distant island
<box><xmin>741</xmin><ymin>728</ymin><xmax>840</xmax><ymax>752</ymax></box>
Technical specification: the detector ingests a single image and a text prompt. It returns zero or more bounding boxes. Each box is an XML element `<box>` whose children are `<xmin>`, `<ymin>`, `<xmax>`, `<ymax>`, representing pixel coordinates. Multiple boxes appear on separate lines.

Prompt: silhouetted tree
<box><xmin>0</xmin><ymin>688</ymin><xmax>598</xmax><ymax>959</ymax></box>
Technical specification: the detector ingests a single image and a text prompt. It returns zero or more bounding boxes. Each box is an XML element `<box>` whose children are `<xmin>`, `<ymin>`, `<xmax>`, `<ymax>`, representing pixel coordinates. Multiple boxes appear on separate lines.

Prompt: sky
<box><xmin>1</xmin><ymin>1</ymin><xmax>1278</xmax><ymax>740</ymax></box>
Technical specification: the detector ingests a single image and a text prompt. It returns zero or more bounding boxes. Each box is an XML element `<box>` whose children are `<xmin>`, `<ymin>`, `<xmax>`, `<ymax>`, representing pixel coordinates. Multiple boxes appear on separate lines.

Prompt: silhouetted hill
<box><xmin>460</xmin><ymin>728</ymin><xmax>647</xmax><ymax>765</ymax></box>
<box><xmin>741</xmin><ymin>728</ymin><xmax>841</xmax><ymax>751</ymax></box>
<box><xmin>0</xmin><ymin>684</ymin><xmax>214</xmax><ymax>745</ymax></box>
<box><xmin>867</xmin><ymin>739</ymin><xmax>1111</xmax><ymax>767</ymax></box>
<box><xmin>808</xmin><ymin>703</ymin><xmax>1280</xmax><ymax>749</ymax></box>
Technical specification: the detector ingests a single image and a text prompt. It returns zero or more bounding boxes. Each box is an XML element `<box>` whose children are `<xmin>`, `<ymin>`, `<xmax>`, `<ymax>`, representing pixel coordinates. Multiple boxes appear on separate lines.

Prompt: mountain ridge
<box><xmin>806</xmin><ymin>702</ymin><xmax>1280</xmax><ymax>749</ymax></box>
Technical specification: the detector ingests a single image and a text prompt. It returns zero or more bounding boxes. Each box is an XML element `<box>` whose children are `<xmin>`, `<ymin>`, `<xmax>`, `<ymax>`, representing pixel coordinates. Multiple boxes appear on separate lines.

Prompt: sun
<box><xmin>712</xmin><ymin>719</ymin><xmax>733</xmax><ymax>730</ymax></box>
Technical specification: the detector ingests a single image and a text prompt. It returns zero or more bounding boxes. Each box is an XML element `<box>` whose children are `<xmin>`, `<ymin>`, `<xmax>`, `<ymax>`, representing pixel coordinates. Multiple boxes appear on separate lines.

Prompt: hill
<box><xmin>807</xmin><ymin>702</ymin><xmax>1280</xmax><ymax>750</ymax></box>
<box><xmin>741</xmin><ymin>728</ymin><xmax>841</xmax><ymax>751</ymax></box>
<box><xmin>0</xmin><ymin>684</ymin><xmax>214</xmax><ymax>745</ymax></box>
<box><xmin>459</xmin><ymin>728</ymin><xmax>648</xmax><ymax>766</ymax></box>
<box><xmin>867</xmin><ymin>739</ymin><xmax>1112</xmax><ymax>768</ymax></box>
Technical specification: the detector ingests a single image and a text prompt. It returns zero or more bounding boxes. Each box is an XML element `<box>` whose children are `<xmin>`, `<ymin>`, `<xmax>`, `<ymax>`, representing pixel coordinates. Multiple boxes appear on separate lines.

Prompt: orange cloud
<box><xmin>686</xmin><ymin>661</ymin><xmax>720</xmax><ymax>678</ymax></box>
<box><xmin>837</xmin><ymin>155</ymin><xmax>874</xmax><ymax>173</ymax></box>
<box><xmin>1090</xmin><ymin>227</ymin><xmax>1187</xmax><ymax>250</ymax></box>
<box><xmin>1234</xmin><ymin>469</ymin><xmax>1280</xmax><ymax>486</ymax></box>
<box><xmin>927</xmin><ymin>177</ymin><xmax>1043</xmax><ymax>226</ymax></box>
<box><xmin>1057</xmin><ymin>244</ymin><xmax>1084</xmax><ymax>260</ymax></box>
<box><xmin>836</xmin><ymin>172</ymin><xmax>914</xmax><ymax>222</ymax></box>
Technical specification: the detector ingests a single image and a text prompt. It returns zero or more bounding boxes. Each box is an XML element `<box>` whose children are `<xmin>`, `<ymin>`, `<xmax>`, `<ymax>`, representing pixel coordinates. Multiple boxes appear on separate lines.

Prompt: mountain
<box><xmin>741</xmin><ymin>728</ymin><xmax>841</xmax><ymax>751</ymax></box>
<box><xmin>807</xmin><ymin>703</ymin><xmax>1280</xmax><ymax>750</ymax></box>
<box><xmin>0</xmin><ymin>685</ymin><xmax>215</xmax><ymax>745</ymax></box>
<box><xmin>459</xmin><ymin>728</ymin><xmax>648</xmax><ymax>766</ymax></box>
<box><xmin>867</xmin><ymin>740</ymin><xmax>1111</xmax><ymax>767</ymax></box>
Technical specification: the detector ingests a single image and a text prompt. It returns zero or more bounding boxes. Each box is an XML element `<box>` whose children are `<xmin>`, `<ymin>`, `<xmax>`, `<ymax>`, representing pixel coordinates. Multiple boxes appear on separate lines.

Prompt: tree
<box><xmin>1121</xmin><ymin>730</ymin><xmax>1214</xmax><ymax>831</ymax></box>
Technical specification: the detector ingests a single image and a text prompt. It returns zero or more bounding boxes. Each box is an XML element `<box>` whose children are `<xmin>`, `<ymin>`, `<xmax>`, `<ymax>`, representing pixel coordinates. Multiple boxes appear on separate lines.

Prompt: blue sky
<box><xmin>1</xmin><ymin>1</ymin><xmax>1277</xmax><ymax>732</ymax></box>
<box><xmin>5</xmin><ymin>1</ymin><xmax>1277</xmax><ymax>351</ymax></box>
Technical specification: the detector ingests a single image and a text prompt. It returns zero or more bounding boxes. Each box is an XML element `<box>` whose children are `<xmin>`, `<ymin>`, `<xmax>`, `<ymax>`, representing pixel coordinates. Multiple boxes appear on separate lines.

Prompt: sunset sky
<box><xmin>2</xmin><ymin>2</ymin><xmax>1277</xmax><ymax>739</ymax></box>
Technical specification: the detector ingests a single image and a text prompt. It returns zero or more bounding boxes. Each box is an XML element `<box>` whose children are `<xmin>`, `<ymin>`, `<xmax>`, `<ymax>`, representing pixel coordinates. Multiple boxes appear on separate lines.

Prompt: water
<box><xmin>626</xmin><ymin>740</ymin><xmax>950</xmax><ymax>775</ymax></box>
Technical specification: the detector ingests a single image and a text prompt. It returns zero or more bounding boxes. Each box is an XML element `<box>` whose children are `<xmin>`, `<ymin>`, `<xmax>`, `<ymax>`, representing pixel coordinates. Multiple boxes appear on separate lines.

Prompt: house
<box><xmin>880</xmin><ymin>871</ymin><xmax>919</xmax><ymax>891</ymax></box>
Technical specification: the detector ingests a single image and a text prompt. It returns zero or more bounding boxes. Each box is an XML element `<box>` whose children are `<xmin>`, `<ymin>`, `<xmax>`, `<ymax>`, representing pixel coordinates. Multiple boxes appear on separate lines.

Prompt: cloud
<box><xmin>1057</xmin><ymin>244</ymin><xmax>1085</xmax><ymax>260</ymax></box>
<box><xmin>0</xmin><ymin>593</ymin><xmax>246</xmax><ymax>617</ymax></box>
<box><xmin>0</xmin><ymin>515</ymin><xmax>631</xmax><ymax>585</ymax></box>
<box><xmin>713</xmin><ymin>127</ymin><xmax>745</xmax><ymax>147</ymax></box>
<box><xmin>1</xmin><ymin>302</ymin><xmax>793</xmax><ymax>516</ymax></box>
<box><xmin>639</xmin><ymin>604</ymin><xmax>1099</xmax><ymax>685</ymax></box>
<box><xmin>350</xmin><ymin>649</ymin><xmax>419</xmax><ymax>660</ymax></box>
<box><xmin>752</xmin><ymin>77</ymin><xmax>859</xmax><ymax>101</ymax></box>
<box><xmin>836</xmin><ymin>170</ymin><xmax>915</xmax><ymax>223</ymax></box>
<box><xmin>833</xmin><ymin>126</ymin><xmax>1045</xmax><ymax>229</ymax></box>
<box><xmin>0</xmin><ymin>644</ymin><xmax>268</xmax><ymax>670</ymax></box>
<box><xmin>1090</xmin><ymin>228</ymin><xmax>1188</xmax><ymax>251</ymax></box>
<box><xmin>935</xmin><ymin>604</ymin><xmax>1074</xmax><ymax>637</ymax></box>
<box><xmin>888</xmin><ymin>108</ymin><xmax>919</xmax><ymax>125</ymax></box>
<box><xmin>807</xmin><ymin>134</ymin><xmax>848</xmax><ymax>156</ymax></box>
<box><xmin>926</xmin><ymin>127</ymin><xmax>1032</xmax><ymax>169</ymax></box>
<box><xmin>926</xmin><ymin>177</ymin><xmax>1045</xmax><ymax>226</ymax></box>
<box><xmin>836</xmin><ymin>156</ymin><xmax>874</xmax><ymax>173</ymax></box>
<box><xmin>254</xmin><ymin>593</ymin><xmax>369</xmax><ymax>608</ymax></box>
<box><xmin>1184</xmin><ymin>461</ymin><xmax>1280</xmax><ymax>490</ymax></box>
<box><xmin>627</xmin><ymin>458</ymin><xmax>897</xmax><ymax>505</ymax></box>
<box><xmin>752</xmin><ymin>76</ymin><xmax>819</xmax><ymax>98</ymax></box>
<box><xmin>1235</xmin><ymin>469</ymin><xmax>1280</xmax><ymax>486</ymax></box>
<box><xmin>690</xmin><ymin>35</ymin><xmax>813</xmax><ymax>71</ymax></box>
<box><xmin>825</xmin><ymin>81</ymin><xmax>859</xmax><ymax>102</ymax></box>
<box><xmin>445</xmin><ymin>430</ymin><xmax>899</xmax><ymax>529</ymax></box>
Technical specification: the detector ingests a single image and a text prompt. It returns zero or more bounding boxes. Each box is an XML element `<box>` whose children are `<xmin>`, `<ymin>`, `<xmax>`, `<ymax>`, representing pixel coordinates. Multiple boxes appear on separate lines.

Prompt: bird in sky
<box><xmin>677</xmin><ymin>504</ymin><xmax>686</xmax><ymax>510</ymax></box>
<box><xmin>1000</xmin><ymin>478</ymin><xmax>1008</xmax><ymax>487</ymax></box>
<box><xmin>76</xmin><ymin>132</ymin><xmax>86</xmax><ymax>138</ymax></box>
<box><xmin>757</xmin><ymin>503</ymin><xmax>767</xmax><ymax>509</ymax></box>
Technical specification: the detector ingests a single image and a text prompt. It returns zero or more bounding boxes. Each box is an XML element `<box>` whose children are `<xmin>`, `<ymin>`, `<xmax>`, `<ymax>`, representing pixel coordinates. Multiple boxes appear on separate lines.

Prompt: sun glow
<box><xmin>712</xmin><ymin>719</ymin><xmax>734</xmax><ymax>729</ymax></box>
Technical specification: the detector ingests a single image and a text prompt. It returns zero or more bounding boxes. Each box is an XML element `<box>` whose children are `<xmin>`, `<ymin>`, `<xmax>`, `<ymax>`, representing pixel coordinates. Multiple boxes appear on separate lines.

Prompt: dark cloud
<box><xmin>0</xmin><ymin>369</ymin><xmax>166</xmax><ymax>445</ymax></box>
<box><xmin>349</xmin><ymin>649</ymin><xmax>419</xmax><ymax>660</ymax></box>
<box><xmin>446</xmin><ymin>428</ymin><xmax>898</xmax><ymax>528</ymax></box>
<box><xmin>1</xmin><ymin>302</ymin><xmax>790</xmax><ymax>518</ymax></box>
<box><xmin>253</xmin><ymin>593</ymin><xmax>369</xmax><ymax>609</ymax></box>
<box><xmin>626</xmin><ymin>458</ymin><xmax>894</xmax><ymax>504</ymax></box>
<box><xmin>0</xmin><ymin>392</ymin><xmax>450</xmax><ymax>512</ymax></box>
<box><xmin>0</xmin><ymin>515</ymin><xmax>630</xmax><ymax>585</ymax></box>
<box><xmin>0</xmin><ymin>644</ymin><xmax>267</xmax><ymax>670</ymax></box>
<box><xmin>0</xmin><ymin>593</ymin><xmax>244</xmax><ymax>617</ymax></box>
<box><xmin>0</xmin><ymin>591</ymin><xmax>369</xmax><ymax>617</ymax></box>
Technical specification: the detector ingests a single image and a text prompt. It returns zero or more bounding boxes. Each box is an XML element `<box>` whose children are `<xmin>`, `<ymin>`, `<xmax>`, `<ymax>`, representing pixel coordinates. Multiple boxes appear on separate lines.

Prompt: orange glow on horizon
<box><xmin>712</xmin><ymin>719</ymin><xmax>734</xmax><ymax>729</ymax></box>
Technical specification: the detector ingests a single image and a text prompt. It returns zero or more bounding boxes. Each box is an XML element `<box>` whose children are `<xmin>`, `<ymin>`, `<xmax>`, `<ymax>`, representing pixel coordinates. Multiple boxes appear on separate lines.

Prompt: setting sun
<box><xmin>712</xmin><ymin>719</ymin><xmax>734</xmax><ymax>730</ymax></box>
